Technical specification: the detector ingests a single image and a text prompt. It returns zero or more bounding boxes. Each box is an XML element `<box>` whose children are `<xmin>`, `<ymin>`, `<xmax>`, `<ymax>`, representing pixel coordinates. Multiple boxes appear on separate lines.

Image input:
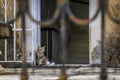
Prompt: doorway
<box><xmin>67</xmin><ymin>0</ymin><xmax>89</xmax><ymax>64</ymax></box>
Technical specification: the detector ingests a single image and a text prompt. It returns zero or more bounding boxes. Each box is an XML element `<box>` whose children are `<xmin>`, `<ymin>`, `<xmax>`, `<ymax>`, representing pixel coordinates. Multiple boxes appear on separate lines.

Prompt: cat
<box><xmin>0</xmin><ymin>65</ymin><xmax>4</xmax><ymax>74</ymax></box>
<box><xmin>36</xmin><ymin>46</ymin><xmax>47</xmax><ymax>65</ymax></box>
<box><xmin>0</xmin><ymin>51</ymin><xmax>4</xmax><ymax>74</ymax></box>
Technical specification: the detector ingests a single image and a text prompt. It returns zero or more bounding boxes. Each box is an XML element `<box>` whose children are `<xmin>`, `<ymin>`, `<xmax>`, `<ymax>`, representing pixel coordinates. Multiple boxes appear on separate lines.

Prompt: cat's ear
<box><xmin>43</xmin><ymin>46</ymin><xmax>46</xmax><ymax>49</ymax></box>
<box><xmin>41</xmin><ymin>46</ymin><xmax>46</xmax><ymax>51</ymax></box>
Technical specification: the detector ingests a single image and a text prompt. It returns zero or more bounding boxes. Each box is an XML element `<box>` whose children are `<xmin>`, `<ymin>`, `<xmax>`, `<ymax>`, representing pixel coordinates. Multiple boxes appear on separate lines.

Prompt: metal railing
<box><xmin>0</xmin><ymin>0</ymin><xmax>119</xmax><ymax>80</ymax></box>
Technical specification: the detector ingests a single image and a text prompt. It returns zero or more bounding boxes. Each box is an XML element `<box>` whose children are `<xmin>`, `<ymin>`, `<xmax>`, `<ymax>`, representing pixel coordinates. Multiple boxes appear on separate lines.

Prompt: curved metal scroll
<box><xmin>66</xmin><ymin>0</ymin><xmax>101</xmax><ymax>25</ymax></box>
<box><xmin>6</xmin><ymin>0</ymin><xmax>101</xmax><ymax>26</ymax></box>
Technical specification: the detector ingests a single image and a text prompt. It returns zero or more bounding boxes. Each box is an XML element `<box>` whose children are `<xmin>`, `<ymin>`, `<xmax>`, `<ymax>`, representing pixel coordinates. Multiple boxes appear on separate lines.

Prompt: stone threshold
<box><xmin>0</xmin><ymin>74</ymin><xmax>120</xmax><ymax>80</ymax></box>
<box><xmin>3</xmin><ymin>64</ymin><xmax>120</xmax><ymax>74</ymax></box>
<box><xmin>0</xmin><ymin>64</ymin><xmax>120</xmax><ymax>80</ymax></box>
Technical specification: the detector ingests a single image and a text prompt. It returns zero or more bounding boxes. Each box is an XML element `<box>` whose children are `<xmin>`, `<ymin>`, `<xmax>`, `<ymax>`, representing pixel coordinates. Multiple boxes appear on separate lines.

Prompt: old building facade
<box><xmin>0</xmin><ymin>0</ymin><xmax>119</xmax><ymax>67</ymax></box>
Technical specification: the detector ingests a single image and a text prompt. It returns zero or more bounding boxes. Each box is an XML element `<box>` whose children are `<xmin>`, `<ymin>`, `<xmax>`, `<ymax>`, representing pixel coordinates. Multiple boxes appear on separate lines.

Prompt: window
<box><xmin>0</xmin><ymin>0</ymin><xmax>41</xmax><ymax>65</ymax></box>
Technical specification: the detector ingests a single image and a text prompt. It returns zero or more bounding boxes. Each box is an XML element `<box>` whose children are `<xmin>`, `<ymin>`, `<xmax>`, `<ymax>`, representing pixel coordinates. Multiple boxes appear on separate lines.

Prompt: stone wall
<box><xmin>0</xmin><ymin>1</ymin><xmax>22</xmax><ymax>61</ymax></box>
<box><xmin>105</xmin><ymin>0</ymin><xmax>120</xmax><ymax>67</ymax></box>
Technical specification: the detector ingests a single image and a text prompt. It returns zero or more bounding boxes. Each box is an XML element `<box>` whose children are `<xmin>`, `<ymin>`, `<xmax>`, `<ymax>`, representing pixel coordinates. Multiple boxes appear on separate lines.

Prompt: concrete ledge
<box><xmin>0</xmin><ymin>74</ymin><xmax>120</xmax><ymax>80</ymax></box>
<box><xmin>0</xmin><ymin>64</ymin><xmax>120</xmax><ymax>80</ymax></box>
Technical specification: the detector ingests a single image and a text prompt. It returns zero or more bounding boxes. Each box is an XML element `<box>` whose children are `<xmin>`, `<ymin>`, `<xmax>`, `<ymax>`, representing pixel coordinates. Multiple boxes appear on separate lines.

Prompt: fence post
<box><xmin>100</xmin><ymin>0</ymin><xmax>107</xmax><ymax>80</ymax></box>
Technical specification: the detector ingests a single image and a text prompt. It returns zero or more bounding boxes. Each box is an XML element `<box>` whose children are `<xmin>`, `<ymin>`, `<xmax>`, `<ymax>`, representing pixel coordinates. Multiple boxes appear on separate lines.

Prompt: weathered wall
<box><xmin>89</xmin><ymin>0</ymin><xmax>101</xmax><ymax>64</ymax></box>
<box><xmin>0</xmin><ymin>1</ymin><xmax>22</xmax><ymax>61</ymax></box>
<box><xmin>105</xmin><ymin>0</ymin><xmax>120</xmax><ymax>67</ymax></box>
<box><xmin>90</xmin><ymin>0</ymin><xmax>120</xmax><ymax>67</ymax></box>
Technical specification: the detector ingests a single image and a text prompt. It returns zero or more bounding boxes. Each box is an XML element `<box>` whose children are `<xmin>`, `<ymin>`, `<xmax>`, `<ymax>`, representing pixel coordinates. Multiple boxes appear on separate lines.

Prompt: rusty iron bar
<box><xmin>8</xmin><ymin>0</ymin><xmax>29</xmax><ymax>80</ymax></box>
<box><xmin>9</xmin><ymin>0</ymin><xmax>29</xmax><ymax>80</ymax></box>
<box><xmin>20</xmin><ymin>12</ymin><xmax>28</xmax><ymax>80</ymax></box>
<box><xmin>58</xmin><ymin>3</ymin><xmax>67</xmax><ymax>80</ymax></box>
<box><xmin>100</xmin><ymin>0</ymin><xmax>107</xmax><ymax>80</ymax></box>
<box><xmin>59</xmin><ymin>0</ymin><xmax>68</xmax><ymax>65</ymax></box>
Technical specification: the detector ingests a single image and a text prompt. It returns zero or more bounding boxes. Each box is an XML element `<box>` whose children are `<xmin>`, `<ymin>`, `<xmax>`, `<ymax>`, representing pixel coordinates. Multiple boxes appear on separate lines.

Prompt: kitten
<box><xmin>36</xmin><ymin>46</ymin><xmax>47</xmax><ymax>65</ymax></box>
<box><xmin>0</xmin><ymin>65</ymin><xmax>4</xmax><ymax>74</ymax></box>
<box><xmin>0</xmin><ymin>51</ymin><xmax>4</xmax><ymax>74</ymax></box>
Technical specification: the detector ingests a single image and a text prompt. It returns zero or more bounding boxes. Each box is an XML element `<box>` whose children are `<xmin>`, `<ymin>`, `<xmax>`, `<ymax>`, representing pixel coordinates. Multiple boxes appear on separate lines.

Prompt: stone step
<box><xmin>0</xmin><ymin>74</ymin><xmax>120</xmax><ymax>80</ymax></box>
<box><xmin>3</xmin><ymin>64</ymin><xmax>120</xmax><ymax>74</ymax></box>
<box><xmin>0</xmin><ymin>64</ymin><xmax>120</xmax><ymax>80</ymax></box>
